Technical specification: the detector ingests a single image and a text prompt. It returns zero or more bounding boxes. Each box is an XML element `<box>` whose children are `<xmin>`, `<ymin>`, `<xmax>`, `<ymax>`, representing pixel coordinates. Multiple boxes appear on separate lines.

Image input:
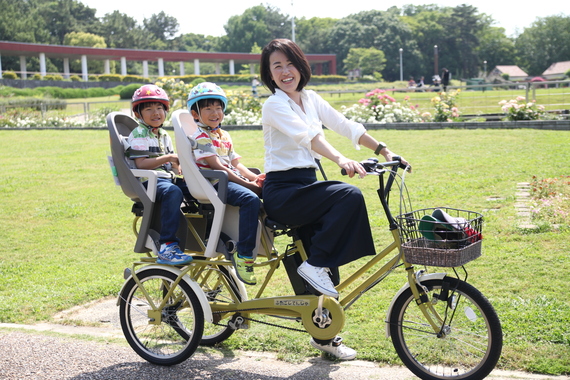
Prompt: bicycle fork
<box><xmin>385</xmin><ymin>268</ymin><xmax>448</xmax><ymax>338</ymax></box>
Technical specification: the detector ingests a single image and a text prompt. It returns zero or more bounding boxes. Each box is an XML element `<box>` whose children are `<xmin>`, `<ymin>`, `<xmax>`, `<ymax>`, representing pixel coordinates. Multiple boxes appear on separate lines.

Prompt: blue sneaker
<box><xmin>157</xmin><ymin>242</ymin><xmax>193</xmax><ymax>265</ymax></box>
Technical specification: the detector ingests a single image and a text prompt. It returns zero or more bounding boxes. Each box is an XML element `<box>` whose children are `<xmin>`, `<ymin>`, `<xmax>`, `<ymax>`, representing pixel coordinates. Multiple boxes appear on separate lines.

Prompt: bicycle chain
<box><xmin>212</xmin><ymin>308</ymin><xmax>308</xmax><ymax>334</ymax></box>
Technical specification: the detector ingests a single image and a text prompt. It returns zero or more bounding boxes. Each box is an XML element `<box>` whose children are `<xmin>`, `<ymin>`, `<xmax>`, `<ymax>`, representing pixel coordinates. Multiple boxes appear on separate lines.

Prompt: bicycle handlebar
<box><xmin>341</xmin><ymin>156</ymin><xmax>410</xmax><ymax>229</ymax></box>
<box><xmin>340</xmin><ymin>156</ymin><xmax>409</xmax><ymax>176</ymax></box>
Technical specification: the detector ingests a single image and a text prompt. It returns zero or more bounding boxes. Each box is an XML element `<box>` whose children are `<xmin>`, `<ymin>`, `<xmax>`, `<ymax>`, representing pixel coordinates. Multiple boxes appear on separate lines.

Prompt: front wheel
<box><xmin>119</xmin><ymin>268</ymin><xmax>204</xmax><ymax>365</ymax></box>
<box><xmin>389</xmin><ymin>277</ymin><xmax>502</xmax><ymax>380</ymax></box>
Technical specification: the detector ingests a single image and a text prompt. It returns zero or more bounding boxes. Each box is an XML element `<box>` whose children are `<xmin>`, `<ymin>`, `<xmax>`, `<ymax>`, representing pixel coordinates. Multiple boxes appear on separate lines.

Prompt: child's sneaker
<box><xmin>231</xmin><ymin>252</ymin><xmax>257</xmax><ymax>285</ymax></box>
<box><xmin>157</xmin><ymin>242</ymin><xmax>193</xmax><ymax>265</ymax></box>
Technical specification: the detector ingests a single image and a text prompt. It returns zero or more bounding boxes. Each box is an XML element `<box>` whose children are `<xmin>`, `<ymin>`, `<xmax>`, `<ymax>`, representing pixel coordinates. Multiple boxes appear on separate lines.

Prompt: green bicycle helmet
<box><xmin>187</xmin><ymin>82</ymin><xmax>227</xmax><ymax>112</ymax></box>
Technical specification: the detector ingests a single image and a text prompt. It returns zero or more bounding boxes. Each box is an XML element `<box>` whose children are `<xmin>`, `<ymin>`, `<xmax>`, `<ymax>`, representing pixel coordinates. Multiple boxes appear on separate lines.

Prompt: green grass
<box><xmin>0</xmin><ymin>128</ymin><xmax>569</xmax><ymax>374</ymax></box>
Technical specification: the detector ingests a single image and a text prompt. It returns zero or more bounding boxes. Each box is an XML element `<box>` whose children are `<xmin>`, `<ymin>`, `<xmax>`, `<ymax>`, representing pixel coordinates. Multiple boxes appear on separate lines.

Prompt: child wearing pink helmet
<box><xmin>127</xmin><ymin>84</ymin><xmax>193</xmax><ymax>265</ymax></box>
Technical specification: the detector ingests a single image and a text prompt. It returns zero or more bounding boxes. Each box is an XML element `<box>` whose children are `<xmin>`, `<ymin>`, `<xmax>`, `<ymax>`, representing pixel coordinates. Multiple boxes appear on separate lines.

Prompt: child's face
<box><xmin>135</xmin><ymin>103</ymin><xmax>166</xmax><ymax>129</ymax></box>
<box><xmin>192</xmin><ymin>100</ymin><xmax>224</xmax><ymax>130</ymax></box>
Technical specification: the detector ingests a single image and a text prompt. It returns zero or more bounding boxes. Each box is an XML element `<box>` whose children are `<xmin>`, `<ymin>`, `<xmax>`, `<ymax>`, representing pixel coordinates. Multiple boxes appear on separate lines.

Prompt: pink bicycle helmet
<box><xmin>132</xmin><ymin>84</ymin><xmax>170</xmax><ymax>112</ymax></box>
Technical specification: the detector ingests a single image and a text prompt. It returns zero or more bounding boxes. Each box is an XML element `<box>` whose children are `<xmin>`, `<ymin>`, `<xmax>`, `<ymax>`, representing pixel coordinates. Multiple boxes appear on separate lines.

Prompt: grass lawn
<box><xmin>0</xmin><ymin>127</ymin><xmax>568</xmax><ymax>375</ymax></box>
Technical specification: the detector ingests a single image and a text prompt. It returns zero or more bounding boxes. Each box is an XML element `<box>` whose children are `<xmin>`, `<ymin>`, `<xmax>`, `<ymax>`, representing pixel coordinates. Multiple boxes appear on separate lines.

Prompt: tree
<box><xmin>143</xmin><ymin>11</ymin><xmax>180</xmax><ymax>49</ymax></box>
<box><xmin>441</xmin><ymin>5</ymin><xmax>482</xmax><ymax>78</ymax></box>
<box><xmin>221</xmin><ymin>5</ymin><xmax>290</xmax><ymax>52</ymax></box>
<box><xmin>36</xmin><ymin>0</ymin><xmax>100</xmax><ymax>44</ymax></box>
<box><xmin>100</xmin><ymin>11</ymin><xmax>144</xmax><ymax>49</ymax></box>
<box><xmin>63</xmin><ymin>31</ymin><xmax>107</xmax><ymax>74</ymax></box>
<box><xmin>402</xmin><ymin>7</ymin><xmax>449</xmax><ymax>82</ymax></box>
<box><xmin>344</xmin><ymin>47</ymin><xmax>386</xmax><ymax>76</ymax></box>
<box><xmin>515</xmin><ymin>15</ymin><xmax>570</xmax><ymax>76</ymax></box>
<box><xmin>476</xmin><ymin>27</ymin><xmax>515</xmax><ymax>77</ymax></box>
<box><xmin>295</xmin><ymin>17</ymin><xmax>337</xmax><ymax>53</ymax></box>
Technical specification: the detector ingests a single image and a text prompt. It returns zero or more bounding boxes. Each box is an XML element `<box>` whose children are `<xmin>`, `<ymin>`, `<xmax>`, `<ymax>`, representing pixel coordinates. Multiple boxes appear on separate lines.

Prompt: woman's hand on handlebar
<box><xmin>337</xmin><ymin>156</ymin><xmax>367</xmax><ymax>178</ymax></box>
<box><xmin>380</xmin><ymin>149</ymin><xmax>411</xmax><ymax>172</ymax></box>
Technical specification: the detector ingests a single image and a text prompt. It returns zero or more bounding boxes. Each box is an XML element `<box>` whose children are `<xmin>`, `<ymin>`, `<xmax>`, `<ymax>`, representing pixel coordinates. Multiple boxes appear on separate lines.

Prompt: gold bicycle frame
<box><xmin>128</xmin><ymin>202</ymin><xmax>446</xmax><ymax>339</ymax></box>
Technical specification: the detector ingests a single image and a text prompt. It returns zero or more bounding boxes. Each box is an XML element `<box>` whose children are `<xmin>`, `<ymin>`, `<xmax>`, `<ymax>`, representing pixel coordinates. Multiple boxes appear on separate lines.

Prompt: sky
<box><xmin>82</xmin><ymin>0</ymin><xmax>566</xmax><ymax>39</ymax></box>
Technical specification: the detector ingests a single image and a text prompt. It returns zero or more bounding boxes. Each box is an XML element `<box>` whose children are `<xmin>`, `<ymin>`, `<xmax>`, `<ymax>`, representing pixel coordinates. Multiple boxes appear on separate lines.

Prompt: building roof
<box><xmin>542</xmin><ymin>61</ymin><xmax>570</xmax><ymax>77</ymax></box>
<box><xmin>492</xmin><ymin>65</ymin><xmax>528</xmax><ymax>78</ymax></box>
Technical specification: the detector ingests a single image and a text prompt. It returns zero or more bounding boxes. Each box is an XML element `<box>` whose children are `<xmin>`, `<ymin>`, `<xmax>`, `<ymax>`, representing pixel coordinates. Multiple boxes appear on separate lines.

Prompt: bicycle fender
<box><xmin>385</xmin><ymin>272</ymin><xmax>446</xmax><ymax>338</ymax></box>
<box><xmin>118</xmin><ymin>264</ymin><xmax>213</xmax><ymax>323</ymax></box>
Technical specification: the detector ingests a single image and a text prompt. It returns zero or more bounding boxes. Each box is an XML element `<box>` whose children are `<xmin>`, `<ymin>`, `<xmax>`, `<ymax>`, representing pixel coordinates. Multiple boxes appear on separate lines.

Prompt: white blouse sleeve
<box><xmin>309</xmin><ymin>91</ymin><xmax>366</xmax><ymax>147</ymax></box>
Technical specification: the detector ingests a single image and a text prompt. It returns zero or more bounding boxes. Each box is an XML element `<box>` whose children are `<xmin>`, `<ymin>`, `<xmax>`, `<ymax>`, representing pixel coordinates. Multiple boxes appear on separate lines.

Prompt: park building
<box><xmin>0</xmin><ymin>40</ymin><xmax>337</xmax><ymax>80</ymax></box>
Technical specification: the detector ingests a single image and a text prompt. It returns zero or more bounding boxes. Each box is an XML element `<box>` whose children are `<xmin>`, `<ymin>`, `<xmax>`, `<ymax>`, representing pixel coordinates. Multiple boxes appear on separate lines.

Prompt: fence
<box><xmin>321</xmin><ymin>80</ymin><xmax>570</xmax><ymax>120</ymax></box>
<box><xmin>1</xmin><ymin>80</ymin><xmax>569</xmax><ymax>123</ymax></box>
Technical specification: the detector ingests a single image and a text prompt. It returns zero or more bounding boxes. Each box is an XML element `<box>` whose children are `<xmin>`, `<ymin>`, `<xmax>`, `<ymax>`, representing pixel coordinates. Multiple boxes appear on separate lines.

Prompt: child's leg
<box><xmin>225</xmin><ymin>182</ymin><xmax>260</xmax><ymax>285</ymax></box>
<box><xmin>155</xmin><ymin>178</ymin><xmax>184</xmax><ymax>244</ymax></box>
<box><xmin>225</xmin><ymin>182</ymin><xmax>261</xmax><ymax>258</ymax></box>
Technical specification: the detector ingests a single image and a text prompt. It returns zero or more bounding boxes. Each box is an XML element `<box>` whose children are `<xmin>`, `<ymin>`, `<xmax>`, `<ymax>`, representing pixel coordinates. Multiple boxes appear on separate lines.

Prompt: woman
<box><xmin>259</xmin><ymin>38</ymin><xmax>409</xmax><ymax>360</ymax></box>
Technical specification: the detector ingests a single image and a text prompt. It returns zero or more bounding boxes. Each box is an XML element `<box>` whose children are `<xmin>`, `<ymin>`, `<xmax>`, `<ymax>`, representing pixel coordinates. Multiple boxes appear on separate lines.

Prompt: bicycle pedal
<box><xmin>228</xmin><ymin>315</ymin><xmax>249</xmax><ymax>330</ymax></box>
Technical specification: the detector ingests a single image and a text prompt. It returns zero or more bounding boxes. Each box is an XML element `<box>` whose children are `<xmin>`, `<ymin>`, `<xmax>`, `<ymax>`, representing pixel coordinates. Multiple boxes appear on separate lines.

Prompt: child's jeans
<box><xmin>225</xmin><ymin>181</ymin><xmax>261</xmax><ymax>258</ymax></box>
<box><xmin>152</xmin><ymin>177</ymin><xmax>191</xmax><ymax>245</ymax></box>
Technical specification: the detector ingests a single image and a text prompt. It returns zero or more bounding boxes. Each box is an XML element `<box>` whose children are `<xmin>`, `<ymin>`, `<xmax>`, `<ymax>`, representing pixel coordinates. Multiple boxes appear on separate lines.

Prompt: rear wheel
<box><xmin>193</xmin><ymin>260</ymin><xmax>244</xmax><ymax>345</ymax></box>
<box><xmin>119</xmin><ymin>268</ymin><xmax>204</xmax><ymax>365</ymax></box>
<box><xmin>389</xmin><ymin>277</ymin><xmax>502</xmax><ymax>380</ymax></box>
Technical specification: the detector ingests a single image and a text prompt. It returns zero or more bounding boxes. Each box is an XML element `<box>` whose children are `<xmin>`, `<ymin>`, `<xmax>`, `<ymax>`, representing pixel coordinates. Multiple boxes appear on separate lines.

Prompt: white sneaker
<box><xmin>310</xmin><ymin>336</ymin><xmax>357</xmax><ymax>360</ymax></box>
<box><xmin>297</xmin><ymin>261</ymin><xmax>338</xmax><ymax>297</ymax></box>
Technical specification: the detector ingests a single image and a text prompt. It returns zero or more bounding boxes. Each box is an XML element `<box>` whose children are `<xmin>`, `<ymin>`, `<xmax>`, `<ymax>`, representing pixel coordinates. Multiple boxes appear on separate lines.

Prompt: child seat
<box><xmin>171</xmin><ymin>109</ymin><xmax>271</xmax><ymax>258</ymax></box>
<box><xmin>106</xmin><ymin>111</ymin><xmax>193</xmax><ymax>255</ymax></box>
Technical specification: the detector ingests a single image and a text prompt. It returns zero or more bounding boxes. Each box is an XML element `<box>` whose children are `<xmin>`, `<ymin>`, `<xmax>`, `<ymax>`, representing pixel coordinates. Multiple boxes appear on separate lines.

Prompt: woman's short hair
<box><xmin>260</xmin><ymin>39</ymin><xmax>311</xmax><ymax>94</ymax></box>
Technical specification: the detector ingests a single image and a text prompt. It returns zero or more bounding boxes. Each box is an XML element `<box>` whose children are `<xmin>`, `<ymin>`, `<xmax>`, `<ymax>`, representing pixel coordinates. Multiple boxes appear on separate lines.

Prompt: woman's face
<box><xmin>269</xmin><ymin>50</ymin><xmax>300</xmax><ymax>96</ymax></box>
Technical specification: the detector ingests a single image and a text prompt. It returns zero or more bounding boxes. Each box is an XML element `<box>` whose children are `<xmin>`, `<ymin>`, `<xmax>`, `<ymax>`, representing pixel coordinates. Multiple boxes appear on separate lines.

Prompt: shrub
<box><xmin>0</xmin><ymin>97</ymin><xmax>67</xmax><ymax>111</ymax></box>
<box><xmin>31</xmin><ymin>73</ymin><xmax>42</xmax><ymax>80</ymax></box>
<box><xmin>341</xmin><ymin>88</ymin><xmax>424</xmax><ymax>123</ymax></box>
<box><xmin>70</xmin><ymin>75</ymin><xmax>82</xmax><ymax>82</ymax></box>
<box><xmin>2</xmin><ymin>71</ymin><xmax>18</xmax><ymax>79</ymax></box>
<box><xmin>530</xmin><ymin>175</ymin><xmax>570</xmax><ymax>226</ymax></box>
<box><xmin>119</xmin><ymin>83</ymin><xmax>142</xmax><ymax>100</ymax></box>
<box><xmin>43</xmin><ymin>74</ymin><xmax>64</xmax><ymax>81</ymax></box>
<box><xmin>224</xmin><ymin>90</ymin><xmax>262</xmax><ymax>124</ymax></box>
<box><xmin>499</xmin><ymin>96</ymin><xmax>546</xmax><ymax>121</ymax></box>
<box><xmin>122</xmin><ymin>75</ymin><xmax>146</xmax><ymax>83</ymax></box>
<box><xmin>431</xmin><ymin>89</ymin><xmax>462</xmax><ymax>122</ymax></box>
<box><xmin>99</xmin><ymin>74</ymin><xmax>123</xmax><ymax>82</ymax></box>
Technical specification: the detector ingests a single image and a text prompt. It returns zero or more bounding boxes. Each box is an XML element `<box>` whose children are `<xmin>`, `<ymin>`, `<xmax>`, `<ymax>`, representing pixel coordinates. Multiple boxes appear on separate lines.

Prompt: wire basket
<box><xmin>396</xmin><ymin>207</ymin><xmax>483</xmax><ymax>267</ymax></box>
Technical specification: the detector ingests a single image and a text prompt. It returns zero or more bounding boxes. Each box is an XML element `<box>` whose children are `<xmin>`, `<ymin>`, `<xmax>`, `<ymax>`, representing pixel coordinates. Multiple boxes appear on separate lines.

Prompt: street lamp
<box><xmin>291</xmin><ymin>1</ymin><xmax>295</xmax><ymax>42</ymax></box>
<box><xmin>434</xmin><ymin>45</ymin><xmax>438</xmax><ymax>76</ymax></box>
<box><xmin>483</xmin><ymin>60</ymin><xmax>487</xmax><ymax>80</ymax></box>
<box><xmin>399</xmin><ymin>48</ymin><xmax>403</xmax><ymax>81</ymax></box>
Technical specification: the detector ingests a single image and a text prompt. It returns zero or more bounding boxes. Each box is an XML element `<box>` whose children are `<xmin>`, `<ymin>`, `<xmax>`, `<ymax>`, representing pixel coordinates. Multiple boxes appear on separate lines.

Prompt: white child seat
<box><xmin>171</xmin><ymin>109</ymin><xmax>268</xmax><ymax>258</ymax></box>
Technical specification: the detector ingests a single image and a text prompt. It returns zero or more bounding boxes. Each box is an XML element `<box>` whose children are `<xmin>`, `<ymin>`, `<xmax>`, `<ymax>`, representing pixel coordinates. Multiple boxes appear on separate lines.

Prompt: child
<box><xmin>187</xmin><ymin>82</ymin><xmax>263</xmax><ymax>285</ymax></box>
<box><xmin>126</xmin><ymin>84</ymin><xmax>193</xmax><ymax>266</ymax></box>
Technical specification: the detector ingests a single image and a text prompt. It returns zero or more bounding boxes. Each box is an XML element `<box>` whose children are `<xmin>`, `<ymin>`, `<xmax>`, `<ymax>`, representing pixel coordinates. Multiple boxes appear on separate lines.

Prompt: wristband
<box><xmin>374</xmin><ymin>142</ymin><xmax>387</xmax><ymax>155</ymax></box>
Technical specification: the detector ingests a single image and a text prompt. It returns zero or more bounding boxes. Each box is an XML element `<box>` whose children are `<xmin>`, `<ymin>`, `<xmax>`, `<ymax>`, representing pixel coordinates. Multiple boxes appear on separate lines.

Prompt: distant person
<box><xmin>251</xmin><ymin>75</ymin><xmax>260</xmax><ymax>97</ymax></box>
<box><xmin>441</xmin><ymin>68</ymin><xmax>451</xmax><ymax>92</ymax></box>
<box><xmin>417</xmin><ymin>76</ymin><xmax>424</xmax><ymax>88</ymax></box>
<box><xmin>416</xmin><ymin>76</ymin><xmax>425</xmax><ymax>92</ymax></box>
<box><xmin>408</xmin><ymin>77</ymin><xmax>416</xmax><ymax>88</ymax></box>
<box><xmin>431</xmin><ymin>75</ymin><xmax>441</xmax><ymax>92</ymax></box>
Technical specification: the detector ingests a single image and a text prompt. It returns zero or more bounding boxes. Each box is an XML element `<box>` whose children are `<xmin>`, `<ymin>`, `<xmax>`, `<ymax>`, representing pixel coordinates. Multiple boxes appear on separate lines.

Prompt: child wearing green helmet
<box><xmin>187</xmin><ymin>82</ymin><xmax>264</xmax><ymax>285</ymax></box>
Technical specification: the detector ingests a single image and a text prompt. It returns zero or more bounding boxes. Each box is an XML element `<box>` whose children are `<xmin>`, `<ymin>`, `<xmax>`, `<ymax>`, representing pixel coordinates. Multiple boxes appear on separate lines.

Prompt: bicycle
<box><xmin>109</xmin><ymin>111</ymin><xmax>502</xmax><ymax>380</ymax></box>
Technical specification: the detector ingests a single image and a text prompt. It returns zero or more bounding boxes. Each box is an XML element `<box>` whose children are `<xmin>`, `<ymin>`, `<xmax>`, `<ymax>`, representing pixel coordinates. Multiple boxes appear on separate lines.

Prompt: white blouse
<box><xmin>262</xmin><ymin>89</ymin><xmax>366</xmax><ymax>173</ymax></box>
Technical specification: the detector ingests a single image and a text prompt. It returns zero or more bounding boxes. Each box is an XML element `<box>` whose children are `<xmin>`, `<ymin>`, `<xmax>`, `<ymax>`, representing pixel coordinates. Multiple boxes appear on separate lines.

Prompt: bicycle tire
<box><xmin>389</xmin><ymin>277</ymin><xmax>502</xmax><ymax>380</ymax></box>
<box><xmin>194</xmin><ymin>260</ymin><xmax>244</xmax><ymax>345</ymax></box>
<box><xmin>119</xmin><ymin>268</ymin><xmax>204</xmax><ymax>365</ymax></box>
